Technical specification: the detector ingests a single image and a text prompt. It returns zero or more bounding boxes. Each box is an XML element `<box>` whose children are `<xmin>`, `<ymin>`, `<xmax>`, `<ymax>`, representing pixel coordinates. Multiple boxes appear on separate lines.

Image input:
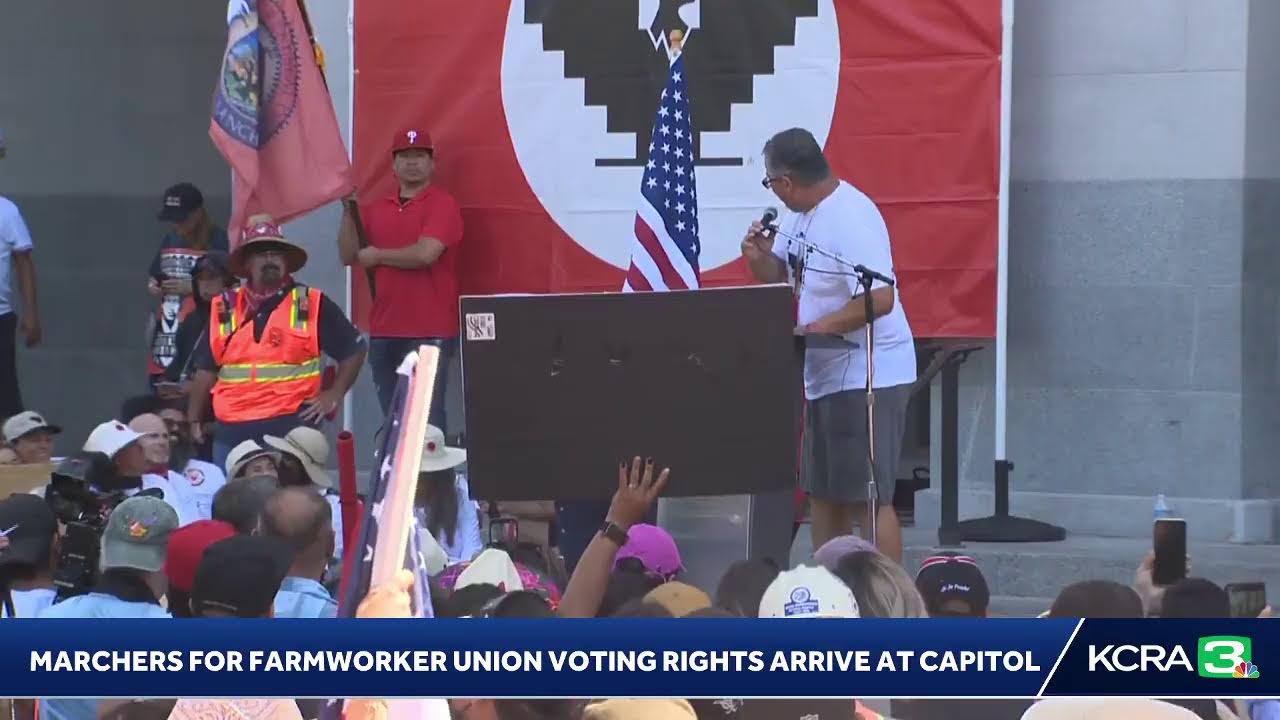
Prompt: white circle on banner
<box><xmin>501</xmin><ymin>0</ymin><xmax>840</xmax><ymax>272</ymax></box>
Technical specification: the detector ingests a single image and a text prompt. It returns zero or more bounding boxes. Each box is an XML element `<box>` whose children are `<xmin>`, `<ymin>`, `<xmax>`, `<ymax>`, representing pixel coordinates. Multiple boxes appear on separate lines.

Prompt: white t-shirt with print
<box><xmin>172</xmin><ymin>459</ymin><xmax>227</xmax><ymax>521</ymax></box>
<box><xmin>0</xmin><ymin>196</ymin><xmax>33</xmax><ymax>315</ymax></box>
<box><xmin>140</xmin><ymin>471</ymin><xmax>202</xmax><ymax>527</ymax></box>
<box><xmin>770</xmin><ymin>181</ymin><xmax>916</xmax><ymax>400</ymax></box>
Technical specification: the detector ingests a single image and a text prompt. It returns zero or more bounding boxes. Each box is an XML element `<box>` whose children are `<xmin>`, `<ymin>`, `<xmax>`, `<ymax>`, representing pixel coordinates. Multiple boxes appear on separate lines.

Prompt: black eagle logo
<box><xmin>523</xmin><ymin>0</ymin><xmax>821</xmax><ymax>167</ymax></box>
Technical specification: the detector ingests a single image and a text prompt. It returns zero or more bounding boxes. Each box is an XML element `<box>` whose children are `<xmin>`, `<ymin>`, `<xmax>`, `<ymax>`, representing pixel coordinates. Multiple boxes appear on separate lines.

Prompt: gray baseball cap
<box><xmin>101</xmin><ymin>495</ymin><xmax>178</xmax><ymax>572</ymax></box>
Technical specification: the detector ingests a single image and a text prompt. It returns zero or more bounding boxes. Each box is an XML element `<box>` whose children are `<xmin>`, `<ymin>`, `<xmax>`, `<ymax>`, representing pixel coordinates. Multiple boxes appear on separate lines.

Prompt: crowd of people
<box><xmin>0</xmin><ymin>125</ymin><xmax>1273</xmax><ymax>720</ymax></box>
<box><xmin>1</xmin><ymin>434</ymin><xmax>1269</xmax><ymax>720</ymax></box>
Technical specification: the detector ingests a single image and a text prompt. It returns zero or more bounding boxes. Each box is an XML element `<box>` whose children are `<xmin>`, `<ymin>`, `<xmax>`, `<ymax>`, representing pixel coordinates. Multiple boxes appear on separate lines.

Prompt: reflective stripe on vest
<box><xmin>218</xmin><ymin>358</ymin><xmax>322</xmax><ymax>384</ymax></box>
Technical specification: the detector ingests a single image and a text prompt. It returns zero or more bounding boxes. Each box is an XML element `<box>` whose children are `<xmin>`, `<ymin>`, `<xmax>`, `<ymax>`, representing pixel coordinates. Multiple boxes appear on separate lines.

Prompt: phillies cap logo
<box><xmin>407</xmin><ymin>130</ymin><xmax>419</xmax><ymax>144</ymax></box>
<box><xmin>502</xmin><ymin>0</ymin><xmax>839</xmax><ymax>271</ymax></box>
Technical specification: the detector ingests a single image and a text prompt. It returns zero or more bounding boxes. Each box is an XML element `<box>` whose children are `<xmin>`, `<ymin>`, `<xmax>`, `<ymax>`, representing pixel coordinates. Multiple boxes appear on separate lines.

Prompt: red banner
<box><xmin>353</xmin><ymin>0</ymin><xmax>1000</xmax><ymax>337</ymax></box>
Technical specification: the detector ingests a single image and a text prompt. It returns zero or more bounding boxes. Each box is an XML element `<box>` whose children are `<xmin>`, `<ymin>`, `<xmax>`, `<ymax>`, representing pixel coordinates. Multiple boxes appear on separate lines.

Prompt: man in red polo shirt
<box><xmin>339</xmin><ymin>127</ymin><xmax>464</xmax><ymax>429</ymax></box>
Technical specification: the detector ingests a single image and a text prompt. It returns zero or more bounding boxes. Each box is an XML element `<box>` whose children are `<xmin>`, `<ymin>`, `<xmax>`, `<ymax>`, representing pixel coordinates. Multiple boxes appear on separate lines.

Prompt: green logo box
<box><xmin>1198</xmin><ymin>636</ymin><xmax>1254</xmax><ymax>679</ymax></box>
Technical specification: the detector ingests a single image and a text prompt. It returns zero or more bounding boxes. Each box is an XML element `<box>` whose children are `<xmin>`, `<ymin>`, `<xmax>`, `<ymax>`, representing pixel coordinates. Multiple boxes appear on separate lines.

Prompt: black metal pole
<box><xmin>937</xmin><ymin>357</ymin><xmax>962</xmax><ymax>547</ymax></box>
<box><xmin>995</xmin><ymin>459</ymin><xmax>1012</xmax><ymax>517</ymax></box>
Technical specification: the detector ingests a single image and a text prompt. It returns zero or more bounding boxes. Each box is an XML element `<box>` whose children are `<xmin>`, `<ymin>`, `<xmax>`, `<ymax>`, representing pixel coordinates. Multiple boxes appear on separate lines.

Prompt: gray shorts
<box><xmin>801</xmin><ymin>383</ymin><xmax>912</xmax><ymax>504</ymax></box>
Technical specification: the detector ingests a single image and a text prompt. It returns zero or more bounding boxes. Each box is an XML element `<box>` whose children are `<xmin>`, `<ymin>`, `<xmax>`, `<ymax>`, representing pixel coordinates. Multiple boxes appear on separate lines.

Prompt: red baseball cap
<box><xmin>164</xmin><ymin>519</ymin><xmax>236</xmax><ymax>593</ymax></box>
<box><xmin>392</xmin><ymin>127</ymin><xmax>433</xmax><ymax>154</ymax></box>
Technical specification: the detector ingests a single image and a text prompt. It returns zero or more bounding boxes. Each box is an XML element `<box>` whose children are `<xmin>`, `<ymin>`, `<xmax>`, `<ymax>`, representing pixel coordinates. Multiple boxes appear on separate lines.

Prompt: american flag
<box><xmin>336</xmin><ymin>368</ymin><xmax>434</xmax><ymax>619</ymax></box>
<box><xmin>623</xmin><ymin>53</ymin><xmax>701</xmax><ymax>292</ymax></box>
<box><xmin>322</xmin><ymin>365</ymin><xmax>435</xmax><ymax>720</ymax></box>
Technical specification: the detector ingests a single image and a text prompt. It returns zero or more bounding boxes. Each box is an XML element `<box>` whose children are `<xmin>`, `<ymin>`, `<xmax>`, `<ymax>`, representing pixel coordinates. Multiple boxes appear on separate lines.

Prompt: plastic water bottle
<box><xmin>1153</xmin><ymin>494</ymin><xmax>1172</xmax><ymax>520</ymax></box>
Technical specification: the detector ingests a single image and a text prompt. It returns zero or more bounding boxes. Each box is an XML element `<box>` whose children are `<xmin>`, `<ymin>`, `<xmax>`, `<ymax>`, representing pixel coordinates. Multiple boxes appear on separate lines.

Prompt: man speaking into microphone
<box><xmin>741</xmin><ymin>128</ymin><xmax>916</xmax><ymax>560</ymax></box>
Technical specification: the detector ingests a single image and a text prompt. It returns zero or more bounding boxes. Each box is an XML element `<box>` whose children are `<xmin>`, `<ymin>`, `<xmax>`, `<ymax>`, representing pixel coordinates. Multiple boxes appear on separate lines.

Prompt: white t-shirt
<box><xmin>0</xmin><ymin>196</ymin><xmax>33</xmax><ymax>315</ymax></box>
<box><xmin>771</xmin><ymin>181</ymin><xmax>916</xmax><ymax>400</ymax></box>
<box><xmin>172</xmin><ymin>459</ymin><xmax>227</xmax><ymax>521</ymax></box>
<box><xmin>140</xmin><ymin>471</ymin><xmax>203</xmax><ymax>527</ymax></box>
<box><xmin>3</xmin><ymin>587</ymin><xmax>56</xmax><ymax>618</ymax></box>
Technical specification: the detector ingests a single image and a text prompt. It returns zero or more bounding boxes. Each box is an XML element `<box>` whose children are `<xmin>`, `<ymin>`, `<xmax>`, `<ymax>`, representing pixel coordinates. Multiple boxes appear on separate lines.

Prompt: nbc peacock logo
<box><xmin>1234</xmin><ymin>661</ymin><xmax>1260</xmax><ymax>679</ymax></box>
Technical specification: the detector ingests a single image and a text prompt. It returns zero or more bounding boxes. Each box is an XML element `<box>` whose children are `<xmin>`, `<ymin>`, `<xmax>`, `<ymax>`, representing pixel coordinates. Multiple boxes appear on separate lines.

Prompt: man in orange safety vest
<box><xmin>186</xmin><ymin>217</ymin><xmax>365</xmax><ymax>471</ymax></box>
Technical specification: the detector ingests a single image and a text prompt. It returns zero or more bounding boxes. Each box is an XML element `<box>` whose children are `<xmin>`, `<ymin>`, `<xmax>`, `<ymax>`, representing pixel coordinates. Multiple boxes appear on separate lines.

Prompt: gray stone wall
<box><xmin>0</xmin><ymin>1</ymin><xmax>230</xmax><ymax>448</ymax></box>
<box><xmin>921</xmin><ymin>0</ymin><xmax>1279</xmax><ymax>543</ymax></box>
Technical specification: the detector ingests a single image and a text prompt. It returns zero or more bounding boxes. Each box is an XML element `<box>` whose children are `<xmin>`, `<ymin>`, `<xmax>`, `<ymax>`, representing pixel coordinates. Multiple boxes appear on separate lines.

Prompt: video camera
<box><xmin>45</xmin><ymin>451</ymin><xmax>162</xmax><ymax>600</ymax></box>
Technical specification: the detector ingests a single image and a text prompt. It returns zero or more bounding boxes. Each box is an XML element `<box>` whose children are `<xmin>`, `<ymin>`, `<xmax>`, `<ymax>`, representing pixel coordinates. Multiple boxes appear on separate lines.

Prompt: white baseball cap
<box><xmin>83</xmin><ymin>419</ymin><xmax>144</xmax><ymax>458</ymax></box>
<box><xmin>3</xmin><ymin>411</ymin><xmax>61</xmax><ymax>444</ymax></box>
<box><xmin>759</xmin><ymin>565</ymin><xmax>860</xmax><ymax>619</ymax></box>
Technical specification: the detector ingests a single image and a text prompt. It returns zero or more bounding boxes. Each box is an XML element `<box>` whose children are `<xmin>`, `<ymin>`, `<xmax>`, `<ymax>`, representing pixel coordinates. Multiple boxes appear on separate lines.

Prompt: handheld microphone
<box><xmin>759</xmin><ymin>207</ymin><xmax>779</xmax><ymax>231</ymax></box>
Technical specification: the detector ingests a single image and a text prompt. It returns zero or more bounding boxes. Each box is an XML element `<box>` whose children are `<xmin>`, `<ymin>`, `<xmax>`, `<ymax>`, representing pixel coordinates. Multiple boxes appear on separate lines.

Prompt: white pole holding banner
<box><xmin>341</xmin><ymin>0</ymin><xmax>356</xmax><ymax>433</ymax></box>
<box><xmin>953</xmin><ymin>0</ymin><xmax>1063</xmax><ymax>542</ymax></box>
<box><xmin>994</xmin><ymin>0</ymin><xmax>1013</xmax><ymax>465</ymax></box>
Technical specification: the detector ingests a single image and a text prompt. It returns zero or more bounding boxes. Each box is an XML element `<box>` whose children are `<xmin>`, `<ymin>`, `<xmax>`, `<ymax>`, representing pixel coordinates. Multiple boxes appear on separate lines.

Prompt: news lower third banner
<box><xmin>0</xmin><ymin>619</ymin><xmax>1276</xmax><ymax>698</ymax></box>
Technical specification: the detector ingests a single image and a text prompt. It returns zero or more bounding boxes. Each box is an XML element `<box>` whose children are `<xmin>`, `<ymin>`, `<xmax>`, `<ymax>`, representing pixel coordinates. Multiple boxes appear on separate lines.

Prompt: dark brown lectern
<box><xmin>458</xmin><ymin>285</ymin><xmax>800</xmax><ymax>502</ymax></box>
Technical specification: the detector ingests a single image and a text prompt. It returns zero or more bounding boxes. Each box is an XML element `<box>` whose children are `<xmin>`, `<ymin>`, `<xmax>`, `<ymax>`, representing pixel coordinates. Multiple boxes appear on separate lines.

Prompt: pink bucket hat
<box><xmin>613</xmin><ymin>523</ymin><xmax>683</xmax><ymax>580</ymax></box>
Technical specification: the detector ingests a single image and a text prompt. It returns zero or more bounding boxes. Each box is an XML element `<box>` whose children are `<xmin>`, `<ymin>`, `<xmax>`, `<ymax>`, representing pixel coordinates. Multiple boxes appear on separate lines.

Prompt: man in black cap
<box><xmin>915</xmin><ymin>552</ymin><xmax>990</xmax><ymax>618</ymax></box>
<box><xmin>0</xmin><ymin>493</ymin><xmax>58</xmax><ymax>618</ymax></box>
<box><xmin>148</xmin><ymin>183</ymin><xmax>229</xmax><ymax>390</ymax></box>
<box><xmin>190</xmin><ymin>534</ymin><xmax>293</xmax><ymax>618</ymax></box>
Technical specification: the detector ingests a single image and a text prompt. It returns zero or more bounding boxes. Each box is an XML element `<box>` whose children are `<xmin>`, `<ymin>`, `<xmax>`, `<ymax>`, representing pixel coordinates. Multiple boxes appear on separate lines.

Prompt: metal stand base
<box><xmin>927</xmin><ymin>346</ymin><xmax>1067</xmax><ymax>547</ymax></box>
<box><xmin>955</xmin><ymin>513</ymin><xmax>1067</xmax><ymax>543</ymax></box>
<box><xmin>955</xmin><ymin>460</ymin><xmax>1066</xmax><ymax>543</ymax></box>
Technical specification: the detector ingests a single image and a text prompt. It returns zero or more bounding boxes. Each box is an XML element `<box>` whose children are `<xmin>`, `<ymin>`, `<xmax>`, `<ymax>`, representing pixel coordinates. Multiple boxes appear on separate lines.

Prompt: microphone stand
<box><xmin>859</xmin><ymin>269</ymin><xmax>878</xmax><ymax>546</ymax></box>
<box><xmin>774</xmin><ymin>227</ymin><xmax>892</xmax><ymax>546</ymax></box>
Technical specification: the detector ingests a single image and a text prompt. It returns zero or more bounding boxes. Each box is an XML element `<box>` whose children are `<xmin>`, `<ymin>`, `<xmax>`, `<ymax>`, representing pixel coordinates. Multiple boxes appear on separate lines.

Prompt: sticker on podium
<box><xmin>465</xmin><ymin>313</ymin><xmax>496</xmax><ymax>341</ymax></box>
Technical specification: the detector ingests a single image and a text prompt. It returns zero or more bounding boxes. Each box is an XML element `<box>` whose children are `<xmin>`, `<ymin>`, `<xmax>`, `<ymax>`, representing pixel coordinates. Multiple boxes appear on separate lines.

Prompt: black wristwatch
<box><xmin>599</xmin><ymin>521</ymin><xmax>629</xmax><ymax>547</ymax></box>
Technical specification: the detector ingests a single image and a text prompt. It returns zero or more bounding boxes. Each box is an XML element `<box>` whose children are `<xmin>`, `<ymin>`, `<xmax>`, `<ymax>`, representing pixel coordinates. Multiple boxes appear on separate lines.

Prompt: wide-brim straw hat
<box><xmin>419</xmin><ymin>424</ymin><xmax>466</xmax><ymax>473</ymax></box>
<box><xmin>224</xmin><ymin>439</ymin><xmax>281</xmax><ymax>480</ymax></box>
<box><xmin>263</xmin><ymin>426</ymin><xmax>332</xmax><ymax>489</ymax></box>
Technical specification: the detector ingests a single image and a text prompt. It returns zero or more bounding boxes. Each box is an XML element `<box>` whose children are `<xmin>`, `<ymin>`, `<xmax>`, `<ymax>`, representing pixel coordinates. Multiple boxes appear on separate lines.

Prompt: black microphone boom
<box><xmin>853</xmin><ymin>264</ymin><xmax>896</xmax><ymax>287</ymax></box>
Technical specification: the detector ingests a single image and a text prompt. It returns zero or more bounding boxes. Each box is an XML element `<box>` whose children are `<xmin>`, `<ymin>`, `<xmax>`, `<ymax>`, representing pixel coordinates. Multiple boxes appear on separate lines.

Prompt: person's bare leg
<box><xmin>810</xmin><ymin>498</ymin><xmax>856</xmax><ymax>551</ymax></box>
<box><xmin>875</xmin><ymin>505</ymin><xmax>903</xmax><ymax>563</ymax></box>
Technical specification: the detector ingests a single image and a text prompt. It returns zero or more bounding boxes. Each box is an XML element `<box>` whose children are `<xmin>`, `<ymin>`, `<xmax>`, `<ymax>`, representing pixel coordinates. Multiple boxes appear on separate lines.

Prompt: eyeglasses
<box><xmin>761</xmin><ymin>174</ymin><xmax>784</xmax><ymax>189</ymax></box>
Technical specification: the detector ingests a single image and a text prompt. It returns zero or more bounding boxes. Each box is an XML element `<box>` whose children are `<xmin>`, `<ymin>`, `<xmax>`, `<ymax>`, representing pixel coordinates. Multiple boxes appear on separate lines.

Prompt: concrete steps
<box><xmin>791</xmin><ymin>525</ymin><xmax>1280</xmax><ymax>617</ymax></box>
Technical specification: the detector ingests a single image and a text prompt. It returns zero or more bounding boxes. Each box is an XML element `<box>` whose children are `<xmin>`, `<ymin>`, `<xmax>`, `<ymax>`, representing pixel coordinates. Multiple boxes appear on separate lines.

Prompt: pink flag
<box><xmin>210</xmin><ymin>0</ymin><xmax>351</xmax><ymax>239</ymax></box>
